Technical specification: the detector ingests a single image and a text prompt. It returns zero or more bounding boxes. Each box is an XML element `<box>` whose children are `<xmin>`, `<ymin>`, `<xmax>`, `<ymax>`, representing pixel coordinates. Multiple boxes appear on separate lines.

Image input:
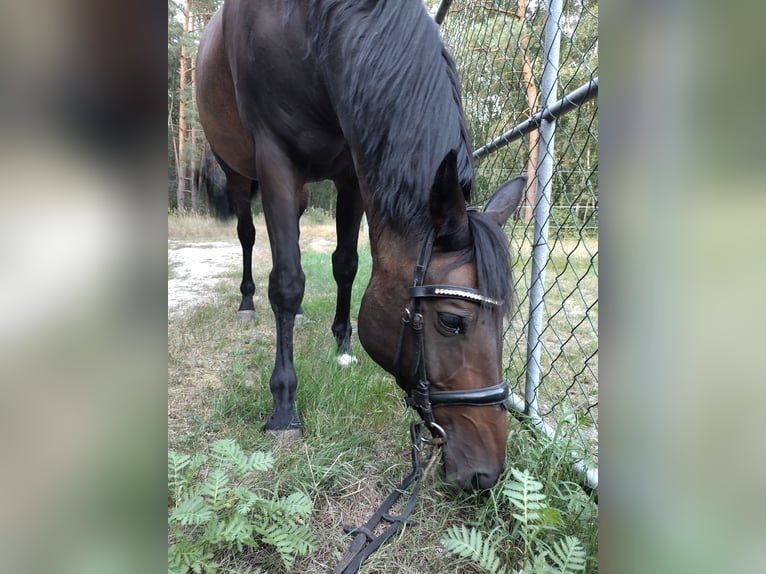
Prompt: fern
<box><xmin>279</xmin><ymin>491</ymin><xmax>313</xmax><ymax>518</ymax></box>
<box><xmin>503</xmin><ymin>467</ymin><xmax>547</xmax><ymax>526</ymax></box>
<box><xmin>170</xmin><ymin>495</ymin><xmax>214</xmax><ymax>527</ymax></box>
<box><xmin>168</xmin><ymin>450</ymin><xmax>206</xmax><ymax>505</ymax></box>
<box><xmin>209</xmin><ymin>438</ymin><xmax>274</xmax><ymax>478</ymax></box>
<box><xmin>168</xmin><ymin>537</ymin><xmax>216</xmax><ymax>574</ymax></box>
<box><xmin>168</xmin><ymin>441</ymin><xmax>315</xmax><ymax>573</ymax></box>
<box><xmin>168</xmin><ymin>451</ymin><xmax>191</xmax><ymax>503</ymax></box>
<box><xmin>441</xmin><ymin>465</ymin><xmax>592</xmax><ymax>574</ymax></box>
<box><xmin>205</xmin><ymin>512</ymin><xmax>253</xmax><ymax>551</ymax></box>
<box><xmin>440</xmin><ymin>524</ymin><xmax>506</xmax><ymax>574</ymax></box>
<box><xmin>515</xmin><ymin>553</ymin><xmax>557</xmax><ymax>574</ymax></box>
<box><xmin>548</xmin><ymin>536</ymin><xmax>586</xmax><ymax>574</ymax></box>
<box><xmin>201</xmin><ymin>468</ymin><xmax>231</xmax><ymax>510</ymax></box>
<box><xmin>245</xmin><ymin>451</ymin><xmax>274</xmax><ymax>473</ymax></box>
<box><xmin>253</xmin><ymin>522</ymin><xmax>318</xmax><ymax>571</ymax></box>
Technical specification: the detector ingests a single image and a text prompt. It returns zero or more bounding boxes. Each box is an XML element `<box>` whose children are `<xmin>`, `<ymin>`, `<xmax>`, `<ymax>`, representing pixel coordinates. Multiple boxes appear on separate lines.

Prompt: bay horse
<box><xmin>196</xmin><ymin>0</ymin><xmax>525</xmax><ymax>492</ymax></box>
<box><xmin>197</xmin><ymin>142</ymin><xmax>310</xmax><ymax>322</ymax></box>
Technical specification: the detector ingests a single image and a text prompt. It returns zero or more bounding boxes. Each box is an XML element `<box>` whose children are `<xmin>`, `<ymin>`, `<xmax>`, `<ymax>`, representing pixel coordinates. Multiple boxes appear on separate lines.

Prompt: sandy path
<box><xmin>167</xmin><ymin>240</ymin><xmax>241</xmax><ymax>316</ymax></box>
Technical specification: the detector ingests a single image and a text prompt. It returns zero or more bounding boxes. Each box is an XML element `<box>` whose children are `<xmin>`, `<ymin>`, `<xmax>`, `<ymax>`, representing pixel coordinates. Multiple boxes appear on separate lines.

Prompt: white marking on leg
<box><xmin>337</xmin><ymin>353</ymin><xmax>358</xmax><ymax>368</ymax></box>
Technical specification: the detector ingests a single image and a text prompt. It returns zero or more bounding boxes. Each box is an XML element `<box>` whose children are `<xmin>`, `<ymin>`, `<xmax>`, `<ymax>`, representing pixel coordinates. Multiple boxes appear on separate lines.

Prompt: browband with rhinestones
<box><xmin>407</xmin><ymin>284</ymin><xmax>503</xmax><ymax>306</ymax></box>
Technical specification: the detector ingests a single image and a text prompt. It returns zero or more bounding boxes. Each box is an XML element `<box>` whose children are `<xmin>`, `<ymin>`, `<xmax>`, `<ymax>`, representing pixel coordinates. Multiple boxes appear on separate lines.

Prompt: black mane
<box><xmin>308</xmin><ymin>0</ymin><xmax>474</xmax><ymax>235</ymax></box>
<box><xmin>467</xmin><ymin>211</ymin><xmax>514</xmax><ymax>316</ymax></box>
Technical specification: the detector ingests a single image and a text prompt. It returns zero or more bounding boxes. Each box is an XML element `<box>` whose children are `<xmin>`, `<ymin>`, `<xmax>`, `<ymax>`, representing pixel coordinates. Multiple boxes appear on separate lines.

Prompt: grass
<box><xmin>168</xmin><ymin>213</ymin><xmax>241</xmax><ymax>242</ymax></box>
<box><xmin>168</xmin><ymin>214</ymin><xmax>598</xmax><ymax>573</ymax></box>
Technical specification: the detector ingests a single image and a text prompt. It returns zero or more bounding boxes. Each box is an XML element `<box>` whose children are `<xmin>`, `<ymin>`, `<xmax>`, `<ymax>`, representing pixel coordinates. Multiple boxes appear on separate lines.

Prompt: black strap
<box><xmin>333</xmin><ymin>423</ymin><xmax>434</xmax><ymax>574</ymax></box>
<box><xmin>411</xmin><ymin>228</ymin><xmax>435</xmax><ymax>289</ymax></box>
<box><xmin>428</xmin><ymin>381</ymin><xmax>511</xmax><ymax>408</ymax></box>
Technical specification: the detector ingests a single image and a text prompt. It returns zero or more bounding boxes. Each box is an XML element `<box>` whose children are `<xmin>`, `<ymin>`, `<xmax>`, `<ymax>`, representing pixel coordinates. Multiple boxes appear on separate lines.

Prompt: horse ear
<box><xmin>483</xmin><ymin>175</ymin><xmax>527</xmax><ymax>226</ymax></box>
<box><xmin>430</xmin><ymin>150</ymin><xmax>470</xmax><ymax>247</ymax></box>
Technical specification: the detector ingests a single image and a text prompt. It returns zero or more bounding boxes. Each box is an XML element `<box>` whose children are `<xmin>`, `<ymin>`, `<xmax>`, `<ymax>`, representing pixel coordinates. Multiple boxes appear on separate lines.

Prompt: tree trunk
<box><xmin>175</xmin><ymin>0</ymin><xmax>193</xmax><ymax>215</ymax></box>
<box><xmin>517</xmin><ymin>0</ymin><xmax>540</xmax><ymax>224</ymax></box>
<box><xmin>176</xmin><ymin>164</ymin><xmax>187</xmax><ymax>214</ymax></box>
<box><xmin>189</xmin><ymin>12</ymin><xmax>199</xmax><ymax>215</ymax></box>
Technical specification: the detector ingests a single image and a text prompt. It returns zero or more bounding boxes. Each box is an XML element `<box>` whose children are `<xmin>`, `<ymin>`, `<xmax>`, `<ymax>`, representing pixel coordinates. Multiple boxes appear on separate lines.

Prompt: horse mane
<box><xmin>307</xmin><ymin>0</ymin><xmax>474</xmax><ymax>235</ymax></box>
<box><xmin>463</xmin><ymin>211</ymin><xmax>514</xmax><ymax>316</ymax></box>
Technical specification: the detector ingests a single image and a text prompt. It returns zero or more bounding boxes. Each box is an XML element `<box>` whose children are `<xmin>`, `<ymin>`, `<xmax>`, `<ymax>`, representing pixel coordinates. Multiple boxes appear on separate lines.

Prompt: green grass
<box><xmin>168</xmin><ymin>215</ymin><xmax>598</xmax><ymax>573</ymax></box>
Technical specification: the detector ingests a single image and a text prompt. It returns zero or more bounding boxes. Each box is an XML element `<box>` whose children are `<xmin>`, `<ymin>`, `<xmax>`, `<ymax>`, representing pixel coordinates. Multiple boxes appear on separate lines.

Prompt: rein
<box><xmin>334</xmin><ymin>228</ymin><xmax>512</xmax><ymax>573</ymax></box>
<box><xmin>332</xmin><ymin>421</ymin><xmax>441</xmax><ymax>574</ymax></box>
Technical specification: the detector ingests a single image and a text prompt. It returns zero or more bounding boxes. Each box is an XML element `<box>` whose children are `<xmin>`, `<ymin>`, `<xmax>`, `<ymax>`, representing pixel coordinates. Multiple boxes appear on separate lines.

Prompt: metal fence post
<box><xmin>524</xmin><ymin>0</ymin><xmax>564</xmax><ymax>420</ymax></box>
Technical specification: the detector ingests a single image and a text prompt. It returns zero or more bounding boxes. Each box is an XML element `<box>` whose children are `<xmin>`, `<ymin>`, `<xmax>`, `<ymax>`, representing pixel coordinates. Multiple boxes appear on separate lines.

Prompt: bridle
<box><xmin>393</xmin><ymin>227</ymin><xmax>512</xmax><ymax>440</ymax></box>
<box><xmin>334</xmin><ymin>226</ymin><xmax>513</xmax><ymax>574</ymax></box>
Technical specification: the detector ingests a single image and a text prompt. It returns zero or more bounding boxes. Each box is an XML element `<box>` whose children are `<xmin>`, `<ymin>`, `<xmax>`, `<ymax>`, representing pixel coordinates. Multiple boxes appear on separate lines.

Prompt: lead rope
<box><xmin>332</xmin><ymin>422</ymin><xmax>442</xmax><ymax>574</ymax></box>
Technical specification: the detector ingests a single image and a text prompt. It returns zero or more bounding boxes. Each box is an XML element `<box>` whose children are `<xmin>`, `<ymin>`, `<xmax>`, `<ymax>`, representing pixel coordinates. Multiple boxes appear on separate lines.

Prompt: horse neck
<box><xmin>358</xmin><ymin>225</ymin><xmax>421</xmax><ymax>374</ymax></box>
<box><xmin>367</xmin><ymin>224</ymin><xmax>418</xmax><ymax>280</ymax></box>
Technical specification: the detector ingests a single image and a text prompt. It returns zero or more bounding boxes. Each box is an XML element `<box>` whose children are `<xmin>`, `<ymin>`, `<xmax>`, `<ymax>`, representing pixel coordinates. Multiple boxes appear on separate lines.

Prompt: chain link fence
<box><xmin>436</xmin><ymin>0</ymin><xmax>599</xmax><ymax>486</ymax></box>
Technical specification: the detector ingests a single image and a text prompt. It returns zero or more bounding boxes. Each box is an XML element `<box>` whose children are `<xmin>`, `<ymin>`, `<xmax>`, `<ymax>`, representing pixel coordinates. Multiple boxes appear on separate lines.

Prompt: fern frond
<box><xmin>440</xmin><ymin>524</ymin><xmax>506</xmax><ymax>574</ymax></box>
<box><xmin>245</xmin><ymin>451</ymin><xmax>274</xmax><ymax>473</ymax></box>
<box><xmin>254</xmin><ymin>522</ymin><xmax>318</xmax><ymax>570</ymax></box>
<box><xmin>206</xmin><ymin>512</ymin><xmax>253</xmax><ymax>550</ymax></box>
<box><xmin>548</xmin><ymin>536</ymin><xmax>586</xmax><ymax>573</ymax></box>
<box><xmin>168</xmin><ymin>440</ymin><xmax>314</xmax><ymax>574</ymax></box>
<box><xmin>515</xmin><ymin>552</ymin><xmax>557</xmax><ymax>574</ymax></box>
<box><xmin>168</xmin><ymin>451</ymin><xmax>191</xmax><ymax>475</ymax></box>
<box><xmin>537</xmin><ymin>506</ymin><xmax>565</xmax><ymax>531</ymax></box>
<box><xmin>211</xmin><ymin>438</ymin><xmax>246</xmax><ymax>468</ymax></box>
<box><xmin>170</xmin><ymin>495</ymin><xmax>214</xmax><ymax>526</ymax></box>
<box><xmin>232</xmin><ymin>485</ymin><xmax>265</xmax><ymax>515</ymax></box>
<box><xmin>168</xmin><ymin>451</ymin><xmax>190</xmax><ymax>502</ymax></box>
<box><xmin>503</xmin><ymin>467</ymin><xmax>547</xmax><ymax>525</ymax></box>
<box><xmin>168</xmin><ymin>537</ymin><xmax>216</xmax><ymax>574</ymax></box>
<box><xmin>168</xmin><ymin>450</ymin><xmax>202</xmax><ymax>504</ymax></box>
<box><xmin>280</xmin><ymin>491</ymin><xmax>313</xmax><ymax>518</ymax></box>
<box><xmin>201</xmin><ymin>468</ymin><xmax>231</xmax><ymax>510</ymax></box>
<box><xmin>209</xmin><ymin>439</ymin><xmax>274</xmax><ymax>477</ymax></box>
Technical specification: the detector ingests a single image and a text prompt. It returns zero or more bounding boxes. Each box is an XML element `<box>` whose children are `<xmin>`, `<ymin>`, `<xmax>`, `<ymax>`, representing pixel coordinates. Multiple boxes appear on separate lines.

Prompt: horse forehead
<box><xmin>427</xmin><ymin>253</ymin><xmax>477</xmax><ymax>286</ymax></box>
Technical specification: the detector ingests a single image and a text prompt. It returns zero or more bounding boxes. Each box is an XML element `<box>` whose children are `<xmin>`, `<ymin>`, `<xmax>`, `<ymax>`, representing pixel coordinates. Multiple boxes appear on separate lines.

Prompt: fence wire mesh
<box><xmin>437</xmin><ymin>0</ymin><xmax>599</xmax><ymax>474</ymax></box>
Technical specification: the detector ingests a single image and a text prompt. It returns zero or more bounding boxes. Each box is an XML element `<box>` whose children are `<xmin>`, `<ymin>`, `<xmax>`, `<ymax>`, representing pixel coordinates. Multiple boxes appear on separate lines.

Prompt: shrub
<box><xmin>168</xmin><ymin>439</ymin><xmax>317</xmax><ymax>573</ymax></box>
<box><xmin>441</xmin><ymin>467</ymin><xmax>587</xmax><ymax>574</ymax></box>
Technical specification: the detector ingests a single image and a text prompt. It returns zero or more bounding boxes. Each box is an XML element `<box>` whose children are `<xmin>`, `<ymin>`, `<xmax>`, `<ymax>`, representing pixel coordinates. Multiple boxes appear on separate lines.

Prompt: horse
<box><xmin>196</xmin><ymin>0</ymin><xmax>526</xmax><ymax>492</ymax></box>
<box><xmin>197</xmin><ymin>142</ymin><xmax>310</xmax><ymax>322</ymax></box>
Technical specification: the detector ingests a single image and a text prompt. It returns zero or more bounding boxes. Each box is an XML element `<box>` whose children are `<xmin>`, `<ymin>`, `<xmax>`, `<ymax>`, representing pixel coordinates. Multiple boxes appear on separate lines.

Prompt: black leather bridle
<box><xmin>393</xmin><ymin>227</ymin><xmax>512</xmax><ymax>440</ymax></box>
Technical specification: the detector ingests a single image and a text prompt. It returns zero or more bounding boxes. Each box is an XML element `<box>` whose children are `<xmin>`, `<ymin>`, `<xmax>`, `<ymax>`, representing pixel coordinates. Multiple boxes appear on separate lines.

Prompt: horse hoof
<box><xmin>266</xmin><ymin>428</ymin><xmax>303</xmax><ymax>444</ymax></box>
<box><xmin>237</xmin><ymin>310</ymin><xmax>255</xmax><ymax>322</ymax></box>
<box><xmin>337</xmin><ymin>353</ymin><xmax>358</xmax><ymax>368</ymax></box>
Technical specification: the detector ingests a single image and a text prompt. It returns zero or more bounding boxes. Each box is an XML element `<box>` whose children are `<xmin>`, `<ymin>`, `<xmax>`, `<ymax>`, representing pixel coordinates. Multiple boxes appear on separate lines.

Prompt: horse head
<box><xmin>359</xmin><ymin>151</ymin><xmax>526</xmax><ymax>492</ymax></box>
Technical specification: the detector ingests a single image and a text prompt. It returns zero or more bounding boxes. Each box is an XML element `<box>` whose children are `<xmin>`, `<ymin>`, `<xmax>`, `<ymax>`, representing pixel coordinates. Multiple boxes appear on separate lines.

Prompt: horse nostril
<box><xmin>469</xmin><ymin>471</ymin><xmax>499</xmax><ymax>492</ymax></box>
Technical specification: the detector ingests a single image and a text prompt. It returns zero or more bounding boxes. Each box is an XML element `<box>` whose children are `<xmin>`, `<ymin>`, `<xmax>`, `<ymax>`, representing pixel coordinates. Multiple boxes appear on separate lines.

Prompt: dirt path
<box><xmin>168</xmin><ymin>227</ymin><xmax>341</xmax><ymax>318</ymax></box>
<box><xmin>167</xmin><ymin>240</ymin><xmax>242</xmax><ymax>317</ymax></box>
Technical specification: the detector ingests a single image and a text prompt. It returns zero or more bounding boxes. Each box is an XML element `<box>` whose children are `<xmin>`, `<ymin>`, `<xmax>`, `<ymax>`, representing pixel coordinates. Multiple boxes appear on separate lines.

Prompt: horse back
<box><xmin>221</xmin><ymin>0</ymin><xmax>351</xmax><ymax>180</ymax></box>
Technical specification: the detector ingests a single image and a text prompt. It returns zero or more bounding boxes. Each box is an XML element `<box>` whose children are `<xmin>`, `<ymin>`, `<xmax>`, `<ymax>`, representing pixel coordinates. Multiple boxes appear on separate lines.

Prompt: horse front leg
<box><xmin>331</xmin><ymin>172</ymin><xmax>364</xmax><ymax>367</ymax></box>
<box><xmin>257</xmin><ymin>146</ymin><xmax>305</xmax><ymax>432</ymax></box>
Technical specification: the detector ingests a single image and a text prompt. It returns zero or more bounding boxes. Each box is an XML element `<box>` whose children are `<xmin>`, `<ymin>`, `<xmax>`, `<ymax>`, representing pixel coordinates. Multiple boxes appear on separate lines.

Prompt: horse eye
<box><xmin>438</xmin><ymin>313</ymin><xmax>464</xmax><ymax>334</ymax></box>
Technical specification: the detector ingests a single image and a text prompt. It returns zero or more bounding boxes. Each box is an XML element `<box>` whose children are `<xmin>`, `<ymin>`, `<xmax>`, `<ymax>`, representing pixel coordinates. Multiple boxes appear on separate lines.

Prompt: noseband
<box><xmin>393</xmin><ymin>228</ymin><xmax>511</xmax><ymax>439</ymax></box>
